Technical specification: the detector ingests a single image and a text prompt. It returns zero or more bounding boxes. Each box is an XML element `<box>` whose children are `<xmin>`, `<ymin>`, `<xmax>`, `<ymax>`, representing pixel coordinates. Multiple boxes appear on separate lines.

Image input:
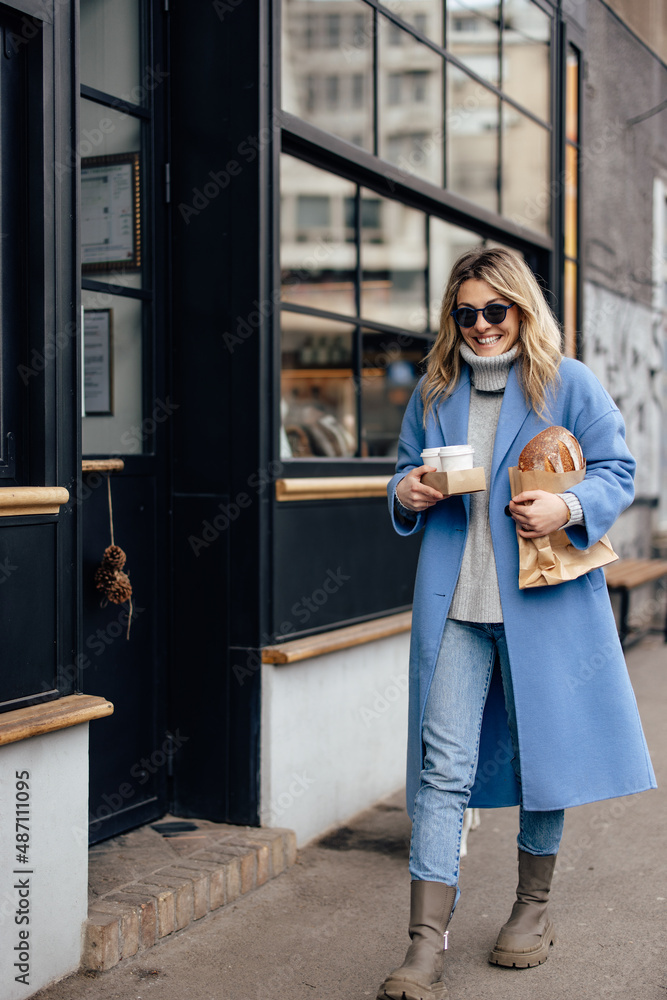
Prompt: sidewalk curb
<box><xmin>83</xmin><ymin>827</ymin><xmax>297</xmax><ymax>972</ymax></box>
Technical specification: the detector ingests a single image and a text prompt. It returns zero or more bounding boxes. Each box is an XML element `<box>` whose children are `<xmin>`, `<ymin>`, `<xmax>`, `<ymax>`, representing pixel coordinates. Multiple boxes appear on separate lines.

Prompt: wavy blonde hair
<box><xmin>422</xmin><ymin>246</ymin><xmax>562</xmax><ymax>424</ymax></box>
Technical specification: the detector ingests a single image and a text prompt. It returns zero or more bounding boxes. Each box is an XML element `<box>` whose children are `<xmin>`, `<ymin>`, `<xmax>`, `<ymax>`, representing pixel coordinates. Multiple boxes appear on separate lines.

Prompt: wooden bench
<box><xmin>604</xmin><ymin>558</ymin><xmax>667</xmax><ymax>647</ymax></box>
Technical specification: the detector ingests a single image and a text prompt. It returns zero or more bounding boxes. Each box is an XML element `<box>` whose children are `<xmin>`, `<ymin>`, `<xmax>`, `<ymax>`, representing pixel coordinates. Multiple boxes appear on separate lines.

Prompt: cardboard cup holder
<box><xmin>422</xmin><ymin>467</ymin><xmax>487</xmax><ymax>496</ymax></box>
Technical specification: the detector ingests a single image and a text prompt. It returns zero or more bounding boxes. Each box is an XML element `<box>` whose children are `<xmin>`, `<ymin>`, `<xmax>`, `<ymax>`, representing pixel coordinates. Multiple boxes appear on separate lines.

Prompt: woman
<box><xmin>378</xmin><ymin>247</ymin><xmax>656</xmax><ymax>1000</ymax></box>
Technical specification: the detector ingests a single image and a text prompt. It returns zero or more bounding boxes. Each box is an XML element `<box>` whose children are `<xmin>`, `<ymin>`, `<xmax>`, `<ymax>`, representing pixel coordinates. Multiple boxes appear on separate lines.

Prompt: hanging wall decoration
<box><xmin>94</xmin><ymin>474</ymin><xmax>133</xmax><ymax>638</ymax></box>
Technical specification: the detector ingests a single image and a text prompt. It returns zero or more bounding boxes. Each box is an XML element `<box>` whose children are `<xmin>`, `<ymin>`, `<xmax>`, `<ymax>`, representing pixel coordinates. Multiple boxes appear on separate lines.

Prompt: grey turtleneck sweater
<box><xmin>447</xmin><ymin>343</ymin><xmax>519</xmax><ymax>622</ymax></box>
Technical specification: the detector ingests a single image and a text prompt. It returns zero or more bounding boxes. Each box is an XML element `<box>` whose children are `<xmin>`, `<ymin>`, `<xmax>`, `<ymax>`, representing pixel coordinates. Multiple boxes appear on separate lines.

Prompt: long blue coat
<box><xmin>388</xmin><ymin>357</ymin><xmax>657</xmax><ymax>814</ymax></box>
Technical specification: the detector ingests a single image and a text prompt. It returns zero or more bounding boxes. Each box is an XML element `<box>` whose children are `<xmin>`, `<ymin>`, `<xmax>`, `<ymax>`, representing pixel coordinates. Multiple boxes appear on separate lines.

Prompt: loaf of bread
<box><xmin>518</xmin><ymin>426</ymin><xmax>584</xmax><ymax>473</ymax></box>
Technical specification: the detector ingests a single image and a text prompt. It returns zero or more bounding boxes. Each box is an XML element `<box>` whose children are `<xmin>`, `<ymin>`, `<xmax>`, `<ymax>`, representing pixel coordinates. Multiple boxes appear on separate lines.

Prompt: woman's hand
<box><xmin>509</xmin><ymin>490</ymin><xmax>570</xmax><ymax>537</ymax></box>
<box><xmin>396</xmin><ymin>466</ymin><xmax>448</xmax><ymax>512</ymax></box>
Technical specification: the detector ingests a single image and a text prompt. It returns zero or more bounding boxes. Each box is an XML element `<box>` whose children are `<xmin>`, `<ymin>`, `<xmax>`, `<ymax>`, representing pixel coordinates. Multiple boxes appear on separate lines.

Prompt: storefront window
<box><xmin>281</xmin><ymin>316</ymin><xmax>357</xmax><ymax>459</ymax></box>
<box><xmin>360</xmin><ymin>192</ymin><xmax>427</xmax><ymax>331</ymax></box>
<box><xmin>502</xmin><ymin>0</ymin><xmax>551</xmax><ymax>122</ymax></box>
<box><xmin>80</xmin><ymin>0</ymin><xmax>141</xmax><ymax>102</ymax></box>
<box><xmin>282</xmin><ymin>0</ymin><xmax>374</xmax><ymax>152</ymax></box>
<box><xmin>361</xmin><ymin>330</ymin><xmax>429</xmax><ymax>456</ymax></box>
<box><xmin>447</xmin><ymin>0</ymin><xmax>500</xmax><ymax>85</ymax></box>
<box><xmin>501</xmin><ymin>105</ymin><xmax>550</xmax><ymax>234</ymax></box>
<box><xmin>447</xmin><ymin>67</ymin><xmax>500</xmax><ymax>214</ymax></box>
<box><xmin>378</xmin><ymin>15</ymin><xmax>444</xmax><ymax>185</ymax></box>
<box><xmin>563</xmin><ymin>44</ymin><xmax>581</xmax><ymax>358</ymax></box>
<box><xmin>281</xmin><ymin>155</ymin><xmax>357</xmax><ymax>316</ymax></box>
<box><xmin>429</xmin><ymin>217</ymin><xmax>484</xmax><ymax>329</ymax></box>
<box><xmin>80</xmin><ymin>0</ymin><xmax>152</xmax><ymax>455</ymax></box>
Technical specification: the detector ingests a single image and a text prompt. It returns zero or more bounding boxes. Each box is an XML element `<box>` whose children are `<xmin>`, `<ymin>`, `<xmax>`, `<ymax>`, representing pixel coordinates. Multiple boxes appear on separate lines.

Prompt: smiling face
<box><xmin>455</xmin><ymin>278</ymin><xmax>521</xmax><ymax>357</ymax></box>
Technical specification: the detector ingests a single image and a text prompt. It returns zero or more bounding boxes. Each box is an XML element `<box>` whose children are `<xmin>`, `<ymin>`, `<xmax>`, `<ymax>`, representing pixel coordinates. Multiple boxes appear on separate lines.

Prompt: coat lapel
<box><xmin>436</xmin><ymin>367</ymin><xmax>471</xmax><ymax>448</ymax></box>
<box><xmin>490</xmin><ymin>365</ymin><xmax>534</xmax><ymax>490</ymax></box>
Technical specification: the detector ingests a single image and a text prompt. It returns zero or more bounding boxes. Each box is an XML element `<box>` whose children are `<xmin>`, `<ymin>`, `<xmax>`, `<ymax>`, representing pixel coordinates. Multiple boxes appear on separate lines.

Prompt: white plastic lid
<box><xmin>438</xmin><ymin>445</ymin><xmax>474</xmax><ymax>455</ymax></box>
<box><xmin>421</xmin><ymin>448</ymin><xmax>442</xmax><ymax>457</ymax></box>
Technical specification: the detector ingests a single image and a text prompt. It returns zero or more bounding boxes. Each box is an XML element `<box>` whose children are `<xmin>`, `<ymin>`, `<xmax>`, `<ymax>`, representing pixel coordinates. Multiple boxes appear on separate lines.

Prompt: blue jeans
<box><xmin>409</xmin><ymin>619</ymin><xmax>564</xmax><ymax>885</ymax></box>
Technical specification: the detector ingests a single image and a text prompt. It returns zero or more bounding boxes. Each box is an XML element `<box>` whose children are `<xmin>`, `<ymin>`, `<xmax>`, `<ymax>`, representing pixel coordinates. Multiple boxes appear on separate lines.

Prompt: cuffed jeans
<box><xmin>409</xmin><ymin>619</ymin><xmax>564</xmax><ymax>885</ymax></box>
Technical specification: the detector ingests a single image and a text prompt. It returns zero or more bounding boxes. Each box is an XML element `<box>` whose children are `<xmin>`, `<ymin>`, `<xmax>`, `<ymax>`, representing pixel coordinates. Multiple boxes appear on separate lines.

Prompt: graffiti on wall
<box><xmin>581</xmin><ymin>281</ymin><xmax>662</xmax><ymax>499</ymax></box>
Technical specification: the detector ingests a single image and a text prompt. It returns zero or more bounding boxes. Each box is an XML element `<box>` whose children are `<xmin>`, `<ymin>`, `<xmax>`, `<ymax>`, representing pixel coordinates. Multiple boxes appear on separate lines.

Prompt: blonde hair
<box><xmin>422</xmin><ymin>246</ymin><xmax>562</xmax><ymax>423</ymax></box>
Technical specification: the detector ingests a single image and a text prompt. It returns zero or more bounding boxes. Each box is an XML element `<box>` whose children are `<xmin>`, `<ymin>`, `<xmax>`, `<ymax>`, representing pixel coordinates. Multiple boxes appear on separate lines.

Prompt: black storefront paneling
<box><xmin>0</xmin><ymin>522</ymin><xmax>57</xmax><ymax>703</ymax></box>
<box><xmin>272</xmin><ymin>498</ymin><xmax>421</xmax><ymax>637</ymax></box>
<box><xmin>81</xmin><ymin>472</ymin><xmax>165</xmax><ymax>843</ymax></box>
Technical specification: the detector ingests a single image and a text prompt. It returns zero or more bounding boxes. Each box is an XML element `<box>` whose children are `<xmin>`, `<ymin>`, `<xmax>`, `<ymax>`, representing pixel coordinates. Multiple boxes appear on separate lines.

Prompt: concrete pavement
<box><xmin>34</xmin><ymin>635</ymin><xmax>666</xmax><ymax>1000</ymax></box>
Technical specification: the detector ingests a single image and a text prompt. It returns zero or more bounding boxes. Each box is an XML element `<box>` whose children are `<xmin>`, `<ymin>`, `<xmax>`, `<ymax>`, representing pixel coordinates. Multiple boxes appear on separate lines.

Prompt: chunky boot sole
<box><xmin>377</xmin><ymin>975</ymin><xmax>448</xmax><ymax>1000</ymax></box>
<box><xmin>488</xmin><ymin>919</ymin><xmax>556</xmax><ymax>969</ymax></box>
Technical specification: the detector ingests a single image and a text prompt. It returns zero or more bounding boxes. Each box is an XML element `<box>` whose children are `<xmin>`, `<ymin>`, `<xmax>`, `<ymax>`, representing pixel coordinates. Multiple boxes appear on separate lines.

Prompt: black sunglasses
<box><xmin>451</xmin><ymin>302</ymin><xmax>515</xmax><ymax>328</ymax></box>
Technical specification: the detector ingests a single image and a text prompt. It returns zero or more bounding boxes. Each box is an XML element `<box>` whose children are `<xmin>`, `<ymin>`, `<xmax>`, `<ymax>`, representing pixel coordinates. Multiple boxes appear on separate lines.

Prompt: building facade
<box><xmin>0</xmin><ymin>0</ymin><xmax>665</xmax><ymax>993</ymax></box>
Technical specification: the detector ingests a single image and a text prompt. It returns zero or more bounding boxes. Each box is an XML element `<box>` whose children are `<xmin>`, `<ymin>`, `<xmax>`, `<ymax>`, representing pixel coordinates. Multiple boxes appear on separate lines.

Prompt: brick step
<box><xmin>83</xmin><ymin>826</ymin><xmax>297</xmax><ymax>972</ymax></box>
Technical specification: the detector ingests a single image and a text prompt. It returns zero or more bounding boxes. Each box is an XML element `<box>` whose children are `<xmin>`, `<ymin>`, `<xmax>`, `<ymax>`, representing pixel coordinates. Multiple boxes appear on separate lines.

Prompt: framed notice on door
<box><xmin>83</xmin><ymin>309</ymin><xmax>113</xmax><ymax>415</ymax></box>
<box><xmin>81</xmin><ymin>152</ymin><xmax>141</xmax><ymax>272</ymax></box>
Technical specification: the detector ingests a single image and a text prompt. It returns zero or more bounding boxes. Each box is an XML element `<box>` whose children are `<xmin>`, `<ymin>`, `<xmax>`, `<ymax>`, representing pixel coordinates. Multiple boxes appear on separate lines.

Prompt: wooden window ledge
<box><xmin>275</xmin><ymin>476</ymin><xmax>391</xmax><ymax>502</ymax></box>
<box><xmin>262</xmin><ymin>610</ymin><xmax>411</xmax><ymax>664</ymax></box>
<box><xmin>0</xmin><ymin>486</ymin><xmax>70</xmax><ymax>516</ymax></box>
<box><xmin>82</xmin><ymin>459</ymin><xmax>125</xmax><ymax>473</ymax></box>
<box><xmin>0</xmin><ymin>694</ymin><xmax>114</xmax><ymax>747</ymax></box>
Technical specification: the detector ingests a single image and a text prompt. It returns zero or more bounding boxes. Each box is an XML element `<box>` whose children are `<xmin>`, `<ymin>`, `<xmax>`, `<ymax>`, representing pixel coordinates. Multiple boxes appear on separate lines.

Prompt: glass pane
<box><xmin>80</xmin><ymin>0</ymin><xmax>142</xmax><ymax>102</ymax></box>
<box><xmin>501</xmin><ymin>104</ymin><xmax>550</xmax><ymax>234</ymax></box>
<box><xmin>282</xmin><ymin>0</ymin><xmax>374</xmax><ymax>152</ymax></box>
<box><xmin>428</xmin><ymin>217</ymin><xmax>484</xmax><ymax>329</ymax></box>
<box><xmin>447</xmin><ymin>0</ymin><xmax>500</xmax><ymax>85</ymax></box>
<box><xmin>385</xmin><ymin>1</ymin><xmax>444</xmax><ymax>46</ymax></box>
<box><xmin>566</xmin><ymin>46</ymin><xmax>579</xmax><ymax>143</ymax></box>
<box><xmin>361</xmin><ymin>331</ymin><xmax>429</xmax><ymax>456</ymax></box>
<box><xmin>82</xmin><ymin>291</ymin><xmax>144</xmax><ymax>455</ymax></box>
<box><xmin>563</xmin><ymin>259</ymin><xmax>577</xmax><ymax>359</ymax></box>
<box><xmin>281</xmin><ymin>315</ymin><xmax>357</xmax><ymax>458</ymax></box>
<box><xmin>80</xmin><ymin>100</ymin><xmax>143</xmax><ymax>286</ymax></box>
<box><xmin>360</xmin><ymin>191</ymin><xmax>427</xmax><ymax>330</ymax></box>
<box><xmin>281</xmin><ymin>155</ymin><xmax>357</xmax><ymax>316</ymax></box>
<box><xmin>564</xmin><ymin>143</ymin><xmax>578</xmax><ymax>259</ymax></box>
<box><xmin>378</xmin><ymin>15</ymin><xmax>444</xmax><ymax>186</ymax></box>
<box><xmin>502</xmin><ymin>0</ymin><xmax>551</xmax><ymax>122</ymax></box>
<box><xmin>447</xmin><ymin>68</ymin><xmax>499</xmax><ymax>213</ymax></box>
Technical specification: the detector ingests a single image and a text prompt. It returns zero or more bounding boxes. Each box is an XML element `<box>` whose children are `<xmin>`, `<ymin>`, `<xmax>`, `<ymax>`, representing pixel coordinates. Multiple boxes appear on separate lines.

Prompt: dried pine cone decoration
<box><xmin>94</xmin><ymin>564</ymin><xmax>117</xmax><ymax>593</ymax></box>
<box><xmin>106</xmin><ymin>570</ymin><xmax>132</xmax><ymax>605</ymax></box>
<box><xmin>103</xmin><ymin>544</ymin><xmax>126</xmax><ymax>570</ymax></box>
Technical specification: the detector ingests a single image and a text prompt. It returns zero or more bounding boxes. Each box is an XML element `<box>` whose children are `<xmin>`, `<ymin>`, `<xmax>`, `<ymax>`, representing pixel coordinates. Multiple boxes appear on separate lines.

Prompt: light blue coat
<box><xmin>388</xmin><ymin>357</ymin><xmax>657</xmax><ymax>814</ymax></box>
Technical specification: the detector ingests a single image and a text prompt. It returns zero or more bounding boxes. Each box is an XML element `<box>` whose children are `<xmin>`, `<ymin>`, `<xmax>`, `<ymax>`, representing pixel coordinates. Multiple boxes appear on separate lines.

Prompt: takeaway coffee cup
<box><xmin>437</xmin><ymin>445</ymin><xmax>474</xmax><ymax>471</ymax></box>
<box><xmin>420</xmin><ymin>448</ymin><xmax>442</xmax><ymax>468</ymax></box>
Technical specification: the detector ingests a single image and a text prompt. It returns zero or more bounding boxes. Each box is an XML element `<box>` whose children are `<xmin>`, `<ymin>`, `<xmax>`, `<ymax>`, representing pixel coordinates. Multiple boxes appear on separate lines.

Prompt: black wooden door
<box><xmin>78</xmin><ymin>0</ymin><xmax>171</xmax><ymax>843</ymax></box>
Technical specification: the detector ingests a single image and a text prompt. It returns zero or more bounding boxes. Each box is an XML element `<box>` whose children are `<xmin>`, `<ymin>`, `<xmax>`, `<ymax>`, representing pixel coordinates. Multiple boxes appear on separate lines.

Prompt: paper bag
<box><xmin>508</xmin><ymin>466</ymin><xmax>618</xmax><ymax>589</ymax></box>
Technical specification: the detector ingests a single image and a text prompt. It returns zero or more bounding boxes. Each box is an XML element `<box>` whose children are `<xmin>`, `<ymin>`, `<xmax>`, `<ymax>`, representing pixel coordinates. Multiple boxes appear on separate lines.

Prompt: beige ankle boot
<box><xmin>377</xmin><ymin>880</ymin><xmax>457</xmax><ymax>1000</ymax></box>
<box><xmin>489</xmin><ymin>849</ymin><xmax>557</xmax><ymax>969</ymax></box>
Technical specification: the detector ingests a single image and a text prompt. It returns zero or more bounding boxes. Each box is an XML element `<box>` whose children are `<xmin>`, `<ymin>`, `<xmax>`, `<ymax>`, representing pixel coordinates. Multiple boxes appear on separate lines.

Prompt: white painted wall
<box><xmin>0</xmin><ymin>725</ymin><xmax>89</xmax><ymax>999</ymax></box>
<box><xmin>260</xmin><ymin>633</ymin><xmax>410</xmax><ymax>846</ymax></box>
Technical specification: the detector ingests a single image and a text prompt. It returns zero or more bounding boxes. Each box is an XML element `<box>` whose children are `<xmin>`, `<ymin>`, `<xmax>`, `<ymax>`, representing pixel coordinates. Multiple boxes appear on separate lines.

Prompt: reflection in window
<box><xmin>82</xmin><ymin>291</ymin><xmax>144</xmax><ymax>455</ymax></box>
<box><xmin>80</xmin><ymin>0</ymin><xmax>141</xmax><ymax>102</ymax></box>
<box><xmin>501</xmin><ymin>105</ymin><xmax>550</xmax><ymax>234</ymax></box>
<box><xmin>502</xmin><ymin>0</ymin><xmax>551</xmax><ymax>122</ymax></box>
<box><xmin>281</xmin><ymin>316</ymin><xmax>357</xmax><ymax>459</ymax></box>
<box><xmin>360</xmin><ymin>191</ymin><xmax>427</xmax><ymax>331</ymax></box>
<box><xmin>281</xmin><ymin>155</ymin><xmax>357</xmax><ymax>315</ymax></box>
<box><xmin>447</xmin><ymin>69</ymin><xmax>499</xmax><ymax>214</ymax></box>
<box><xmin>447</xmin><ymin>0</ymin><xmax>500</xmax><ymax>85</ymax></box>
<box><xmin>282</xmin><ymin>0</ymin><xmax>374</xmax><ymax>152</ymax></box>
<box><xmin>379</xmin><ymin>16</ymin><xmax>444</xmax><ymax>186</ymax></box>
<box><xmin>429</xmin><ymin>218</ymin><xmax>484</xmax><ymax>330</ymax></box>
<box><xmin>361</xmin><ymin>331</ymin><xmax>428</xmax><ymax>456</ymax></box>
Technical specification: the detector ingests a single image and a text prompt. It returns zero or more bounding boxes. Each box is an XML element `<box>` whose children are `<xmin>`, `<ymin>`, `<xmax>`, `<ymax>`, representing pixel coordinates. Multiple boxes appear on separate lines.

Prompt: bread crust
<box><xmin>518</xmin><ymin>426</ymin><xmax>584</xmax><ymax>473</ymax></box>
